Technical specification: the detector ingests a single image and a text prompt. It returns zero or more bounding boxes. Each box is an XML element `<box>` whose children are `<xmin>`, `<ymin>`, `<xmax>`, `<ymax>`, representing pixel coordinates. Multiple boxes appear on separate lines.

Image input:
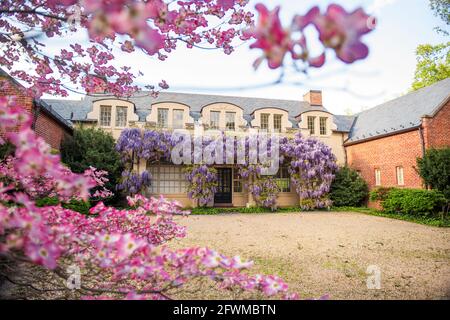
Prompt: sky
<box><xmin>44</xmin><ymin>0</ymin><xmax>449</xmax><ymax>115</ymax></box>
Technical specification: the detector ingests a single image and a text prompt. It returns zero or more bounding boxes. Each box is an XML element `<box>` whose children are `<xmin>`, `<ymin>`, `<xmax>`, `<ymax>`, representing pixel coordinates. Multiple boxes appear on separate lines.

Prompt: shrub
<box><xmin>417</xmin><ymin>148</ymin><xmax>450</xmax><ymax>200</ymax></box>
<box><xmin>61</xmin><ymin>128</ymin><xmax>122</xmax><ymax>204</ymax></box>
<box><xmin>330</xmin><ymin>167</ymin><xmax>369</xmax><ymax>207</ymax></box>
<box><xmin>369</xmin><ymin>187</ymin><xmax>393</xmax><ymax>202</ymax></box>
<box><xmin>381</xmin><ymin>188</ymin><xmax>446</xmax><ymax>217</ymax></box>
<box><xmin>35</xmin><ymin>197</ymin><xmax>91</xmax><ymax>215</ymax></box>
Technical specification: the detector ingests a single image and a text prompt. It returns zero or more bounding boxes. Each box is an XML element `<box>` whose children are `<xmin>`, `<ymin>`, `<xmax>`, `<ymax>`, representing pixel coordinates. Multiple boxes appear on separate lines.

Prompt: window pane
<box><xmin>210</xmin><ymin>111</ymin><xmax>220</xmax><ymax>129</ymax></box>
<box><xmin>157</xmin><ymin>108</ymin><xmax>169</xmax><ymax>128</ymax></box>
<box><xmin>173</xmin><ymin>109</ymin><xmax>184</xmax><ymax>129</ymax></box>
<box><xmin>146</xmin><ymin>165</ymin><xmax>187</xmax><ymax>194</ymax></box>
<box><xmin>261</xmin><ymin>113</ymin><xmax>269</xmax><ymax>131</ymax></box>
<box><xmin>396</xmin><ymin>167</ymin><xmax>404</xmax><ymax>186</ymax></box>
<box><xmin>375</xmin><ymin>169</ymin><xmax>381</xmax><ymax>186</ymax></box>
<box><xmin>274</xmin><ymin>114</ymin><xmax>282</xmax><ymax>132</ymax></box>
<box><xmin>225</xmin><ymin>112</ymin><xmax>236</xmax><ymax>131</ymax></box>
<box><xmin>100</xmin><ymin>105</ymin><xmax>112</xmax><ymax>126</ymax></box>
<box><xmin>320</xmin><ymin>117</ymin><xmax>327</xmax><ymax>135</ymax></box>
<box><xmin>307</xmin><ymin>116</ymin><xmax>315</xmax><ymax>135</ymax></box>
<box><xmin>274</xmin><ymin>166</ymin><xmax>291</xmax><ymax>192</ymax></box>
<box><xmin>115</xmin><ymin>106</ymin><xmax>128</xmax><ymax>127</ymax></box>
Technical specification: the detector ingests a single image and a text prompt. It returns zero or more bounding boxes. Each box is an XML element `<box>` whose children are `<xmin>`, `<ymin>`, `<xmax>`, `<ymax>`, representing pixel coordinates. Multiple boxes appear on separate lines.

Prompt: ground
<box><xmin>172</xmin><ymin>212</ymin><xmax>450</xmax><ymax>300</ymax></box>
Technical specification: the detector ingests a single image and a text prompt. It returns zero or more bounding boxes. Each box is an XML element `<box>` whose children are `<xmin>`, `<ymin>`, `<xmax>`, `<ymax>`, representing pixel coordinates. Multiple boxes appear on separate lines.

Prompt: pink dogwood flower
<box><xmin>312</xmin><ymin>4</ymin><xmax>374</xmax><ymax>63</ymax></box>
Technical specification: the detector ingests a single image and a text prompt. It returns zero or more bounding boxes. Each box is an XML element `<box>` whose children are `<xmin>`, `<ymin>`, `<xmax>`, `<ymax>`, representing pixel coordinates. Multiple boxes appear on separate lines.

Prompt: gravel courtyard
<box><xmin>172</xmin><ymin>212</ymin><xmax>450</xmax><ymax>300</ymax></box>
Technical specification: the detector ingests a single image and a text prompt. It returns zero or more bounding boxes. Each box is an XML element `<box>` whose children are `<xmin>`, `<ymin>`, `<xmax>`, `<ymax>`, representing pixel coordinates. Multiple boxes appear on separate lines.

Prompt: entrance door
<box><xmin>214</xmin><ymin>168</ymin><xmax>232</xmax><ymax>204</ymax></box>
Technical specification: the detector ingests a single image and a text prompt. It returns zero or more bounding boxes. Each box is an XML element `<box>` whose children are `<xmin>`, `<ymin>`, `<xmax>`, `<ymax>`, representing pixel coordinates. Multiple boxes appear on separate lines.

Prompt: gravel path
<box><xmin>172</xmin><ymin>212</ymin><xmax>450</xmax><ymax>300</ymax></box>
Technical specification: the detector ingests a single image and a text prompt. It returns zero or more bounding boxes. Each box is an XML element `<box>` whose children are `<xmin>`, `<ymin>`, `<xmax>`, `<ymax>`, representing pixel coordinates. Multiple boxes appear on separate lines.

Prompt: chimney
<box><xmin>303</xmin><ymin>90</ymin><xmax>322</xmax><ymax>106</ymax></box>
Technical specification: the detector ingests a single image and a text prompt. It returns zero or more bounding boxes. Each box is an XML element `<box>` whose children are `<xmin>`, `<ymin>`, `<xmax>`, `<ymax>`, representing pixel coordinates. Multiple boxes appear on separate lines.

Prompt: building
<box><xmin>345</xmin><ymin>78</ymin><xmax>450</xmax><ymax>190</ymax></box>
<box><xmin>2</xmin><ymin>66</ymin><xmax>448</xmax><ymax>207</ymax></box>
<box><xmin>0</xmin><ymin>69</ymin><xmax>73</xmax><ymax>150</ymax></box>
<box><xmin>42</xmin><ymin>89</ymin><xmax>352</xmax><ymax>207</ymax></box>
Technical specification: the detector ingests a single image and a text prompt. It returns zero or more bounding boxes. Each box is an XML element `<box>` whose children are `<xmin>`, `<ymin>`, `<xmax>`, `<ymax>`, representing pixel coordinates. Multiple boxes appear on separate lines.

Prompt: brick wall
<box><xmin>422</xmin><ymin>99</ymin><xmax>450</xmax><ymax>149</ymax></box>
<box><xmin>34</xmin><ymin>108</ymin><xmax>70</xmax><ymax>150</ymax></box>
<box><xmin>346</xmin><ymin>129</ymin><xmax>424</xmax><ymax>190</ymax></box>
<box><xmin>0</xmin><ymin>75</ymin><xmax>71</xmax><ymax>150</ymax></box>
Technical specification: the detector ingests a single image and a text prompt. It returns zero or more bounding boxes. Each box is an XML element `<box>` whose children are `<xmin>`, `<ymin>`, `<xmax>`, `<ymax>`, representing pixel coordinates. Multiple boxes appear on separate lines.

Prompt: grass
<box><xmin>331</xmin><ymin>206</ymin><xmax>450</xmax><ymax>228</ymax></box>
<box><xmin>187</xmin><ymin>205</ymin><xmax>450</xmax><ymax>227</ymax></box>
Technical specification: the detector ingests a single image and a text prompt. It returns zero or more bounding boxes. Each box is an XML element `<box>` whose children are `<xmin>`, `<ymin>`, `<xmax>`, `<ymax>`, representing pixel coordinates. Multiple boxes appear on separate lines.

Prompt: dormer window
<box><xmin>260</xmin><ymin>113</ymin><xmax>269</xmax><ymax>131</ymax></box>
<box><xmin>157</xmin><ymin>108</ymin><xmax>169</xmax><ymax>128</ymax></box>
<box><xmin>225</xmin><ymin>112</ymin><xmax>236</xmax><ymax>131</ymax></box>
<box><xmin>307</xmin><ymin>116</ymin><xmax>315</xmax><ymax>135</ymax></box>
<box><xmin>273</xmin><ymin>114</ymin><xmax>282</xmax><ymax>132</ymax></box>
<box><xmin>173</xmin><ymin>109</ymin><xmax>184</xmax><ymax>129</ymax></box>
<box><xmin>115</xmin><ymin>106</ymin><xmax>128</xmax><ymax>127</ymax></box>
<box><xmin>210</xmin><ymin>111</ymin><xmax>220</xmax><ymax>129</ymax></box>
<box><xmin>100</xmin><ymin>105</ymin><xmax>112</xmax><ymax>127</ymax></box>
<box><xmin>319</xmin><ymin>117</ymin><xmax>327</xmax><ymax>135</ymax></box>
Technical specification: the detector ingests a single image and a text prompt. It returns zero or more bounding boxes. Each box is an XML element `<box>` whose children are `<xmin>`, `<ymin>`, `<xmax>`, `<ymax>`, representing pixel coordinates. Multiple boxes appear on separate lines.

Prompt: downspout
<box><xmin>31</xmin><ymin>100</ymin><xmax>41</xmax><ymax>131</ymax></box>
<box><xmin>418</xmin><ymin>125</ymin><xmax>426</xmax><ymax>157</ymax></box>
<box><xmin>342</xmin><ymin>132</ymin><xmax>348</xmax><ymax>166</ymax></box>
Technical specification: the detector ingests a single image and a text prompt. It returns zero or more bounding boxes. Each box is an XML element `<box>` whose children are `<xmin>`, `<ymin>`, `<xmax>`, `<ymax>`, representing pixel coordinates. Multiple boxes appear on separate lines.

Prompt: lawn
<box><xmin>171</xmin><ymin>211</ymin><xmax>450</xmax><ymax>300</ymax></box>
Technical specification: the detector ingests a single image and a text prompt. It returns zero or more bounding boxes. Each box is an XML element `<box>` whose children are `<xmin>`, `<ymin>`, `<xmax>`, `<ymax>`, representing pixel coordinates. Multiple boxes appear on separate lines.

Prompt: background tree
<box><xmin>330</xmin><ymin>166</ymin><xmax>369</xmax><ymax>207</ymax></box>
<box><xmin>411</xmin><ymin>42</ymin><xmax>450</xmax><ymax>91</ymax></box>
<box><xmin>61</xmin><ymin>127</ymin><xmax>122</xmax><ymax>202</ymax></box>
<box><xmin>416</xmin><ymin>148</ymin><xmax>450</xmax><ymax>200</ymax></box>
<box><xmin>429</xmin><ymin>0</ymin><xmax>450</xmax><ymax>35</ymax></box>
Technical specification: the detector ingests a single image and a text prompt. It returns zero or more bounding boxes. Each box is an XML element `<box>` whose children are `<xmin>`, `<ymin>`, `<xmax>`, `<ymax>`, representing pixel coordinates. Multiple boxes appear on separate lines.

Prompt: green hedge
<box><xmin>35</xmin><ymin>197</ymin><xmax>91</xmax><ymax>215</ymax></box>
<box><xmin>381</xmin><ymin>188</ymin><xmax>446</xmax><ymax>217</ymax></box>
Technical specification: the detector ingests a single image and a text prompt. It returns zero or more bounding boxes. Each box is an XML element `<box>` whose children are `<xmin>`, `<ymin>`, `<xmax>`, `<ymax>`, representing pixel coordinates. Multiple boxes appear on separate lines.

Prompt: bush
<box><xmin>417</xmin><ymin>148</ymin><xmax>450</xmax><ymax>200</ymax></box>
<box><xmin>381</xmin><ymin>188</ymin><xmax>446</xmax><ymax>217</ymax></box>
<box><xmin>369</xmin><ymin>187</ymin><xmax>393</xmax><ymax>202</ymax></box>
<box><xmin>35</xmin><ymin>197</ymin><xmax>91</xmax><ymax>215</ymax></box>
<box><xmin>61</xmin><ymin>128</ymin><xmax>122</xmax><ymax>204</ymax></box>
<box><xmin>330</xmin><ymin>167</ymin><xmax>369</xmax><ymax>207</ymax></box>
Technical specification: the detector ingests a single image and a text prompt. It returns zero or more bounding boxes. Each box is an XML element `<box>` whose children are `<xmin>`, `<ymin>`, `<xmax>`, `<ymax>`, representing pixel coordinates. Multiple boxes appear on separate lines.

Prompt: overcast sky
<box><xmin>42</xmin><ymin>0</ymin><xmax>448</xmax><ymax>115</ymax></box>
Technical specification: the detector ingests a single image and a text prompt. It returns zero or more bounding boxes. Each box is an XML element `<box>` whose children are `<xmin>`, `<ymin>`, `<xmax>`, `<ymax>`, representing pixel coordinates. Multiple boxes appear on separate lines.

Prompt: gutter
<box><xmin>344</xmin><ymin>125</ymin><xmax>421</xmax><ymax>147</ymax></box>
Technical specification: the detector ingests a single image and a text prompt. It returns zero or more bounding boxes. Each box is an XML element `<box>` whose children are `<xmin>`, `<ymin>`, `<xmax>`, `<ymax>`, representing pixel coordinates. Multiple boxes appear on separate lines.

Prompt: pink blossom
<box><xmin>312</xmin><ymin>4</ymin><xmax>374</xmax><ymax>63</ymax></box>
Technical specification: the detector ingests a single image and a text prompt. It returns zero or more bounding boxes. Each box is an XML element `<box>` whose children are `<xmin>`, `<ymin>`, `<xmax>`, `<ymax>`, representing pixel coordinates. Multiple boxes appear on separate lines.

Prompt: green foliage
<box><xmin>429</xmin><ymin>0</ymin><xmax>450</xmax><ymax>35</ymax></box>
<box><xmin>411</xmin><ymin>42</ymin><xmax>450</xmax><ymax>91</ymax></box>
<box><xmin>0</xmin><ymin>142</ymin><xmax>15</xmax><ymax>160</ymax></box>
<box><xmin>330</xmin><ymin>167</ymin><xmax>369</xmax><ymax>207</ymax></box>
<box><xmin>381</xmin><ymin>188</ymin><xmax>446</xmax><ymax>217</ymax></box>
<box><xmin>62</xmin><ymin>199</ymin><xmax>91</xmax><ymax>215</ymax></box>
<box><xmin>61</xmin><ymin>127</ymin><xmax>122</xmax><ymax>203</ymax></box>
<box><xmin>35</xmin><ymin>197</ymin><xmax>91</xmax><ymax>215</ymax></box>
<box><xmin>369</xmin><ymin>187</ymin><xmax>393</xmax><ymax>201</ymax></box>
<box><xmin>189</xmin><ymin>206</ymin><xmax>305</xmax><ymax>215</ymax></box>
<box><xmin>416</xmin><ymin>148</ymin><xmax>450</xmax><ymax>199</ymax></box>
<box><xmin>35</xmin><ymin>197</ymin><xmax>59</xmax><ymax>207</ymax></box>
<box><xmin>332</xmin><ymin>206</ymin><xmax>450</xmax><ymax>227</ymax></box>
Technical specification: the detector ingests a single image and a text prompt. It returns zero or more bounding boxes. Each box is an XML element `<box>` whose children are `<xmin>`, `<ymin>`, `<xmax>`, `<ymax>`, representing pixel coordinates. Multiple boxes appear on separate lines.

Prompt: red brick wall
<box><xmin>0</xmin><ymin>75</ymin><xmax>70</xmax><ymax>150</ymax></box>
<box><xmin>422</xmin><ymin>99</ymin><xmax>450</xmax><ymax>149</ymax></box>
<box><xmin>34</xmin><ymin>109</ymin><xmax>70</xmax><ymax>150</ymax></box>
<box><xmin>346</xmin><ymin>129</ymin><xmax>424</xmax><ymax>189</ymax></box>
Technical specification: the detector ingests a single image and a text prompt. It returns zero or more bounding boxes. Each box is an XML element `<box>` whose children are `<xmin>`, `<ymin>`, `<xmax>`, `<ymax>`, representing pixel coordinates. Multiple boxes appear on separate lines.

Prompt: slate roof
<box><xmin>43</xmin><ymin>91</ymin><xmax>351</xmax><ymax>131</ymax></box>
<box><xmin>346</xmin><ymin>77</ymin><xmax>450</xmax><ymax>144</ymax></box>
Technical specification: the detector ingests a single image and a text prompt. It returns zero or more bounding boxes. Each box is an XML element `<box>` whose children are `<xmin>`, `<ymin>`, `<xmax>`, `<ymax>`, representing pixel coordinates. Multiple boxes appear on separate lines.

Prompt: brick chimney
<box><xmin>303</xmin><ymin>90</ymin><xmax>322</xmax><ymax>106</ymax></box>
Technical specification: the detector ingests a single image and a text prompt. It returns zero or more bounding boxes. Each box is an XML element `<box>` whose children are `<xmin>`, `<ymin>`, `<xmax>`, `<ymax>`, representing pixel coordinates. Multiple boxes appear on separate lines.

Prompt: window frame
<box><xmin>225</xmin><ymin>111</ymin><xmax>236</xmax><ymax>131</ymax></box>
<box><xmin>307</xmin><ymin>116</ymin><xmax>316</xmax><ymax>135</ymax></box>
<box><xmin>260</xmin><ymin>113</ymin><xmax>270</xmax><ymax>131</ymax></box>
<box><xmin>147</xmin><ymin>165</ymin><xmax>187</xmax><ymax>194</ymax></box>
<box><xmin>375</xmin><ymin>168</ymin><xmax>381</xmax><ymax>186</ymax></box>
<box><xmin>99</xmin><ymin>105</ymin><xmax>112</xmax><ymax>127</ymax></box>
<box><xmin>274</xmin><ymin>166</ymin><xmax>291</xmax><ymax>193</ymax></box>
<box><xmin>233</xmin><ymin>168</ymin><xmax>243</xmax><ymax>193</ymax></box>
<box><xmin>210</xmin><ymin>111</ymin><xmax>220</xmax><ymax>130</ymax></box>
<box><xmin>319</xmin><ymin>117</ymin><xmax>327</xmax><ymax>135</ymax></box>
<box><xmin>273</xmin><ymin>114</ymin><xmax>282</xmax><ymax>132</ymax></box>
<box><xmin>157</xmin><ymin>108</ymin><xmax>169</xmax><ymax>128</ymax></box>
<box><xmin>115</xmin><ymin>106</ymin><xmax>128</xmax><ymax>127</ymax></box>
<box><xmin>173</xmin><ymin>109</ymin><xmax>184</xmax><ymax>129</ymax></box>
<box><xmin>396</xmin><ymin>166</ymin><xmax>404</xmax><ymax>186</ymax></box>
